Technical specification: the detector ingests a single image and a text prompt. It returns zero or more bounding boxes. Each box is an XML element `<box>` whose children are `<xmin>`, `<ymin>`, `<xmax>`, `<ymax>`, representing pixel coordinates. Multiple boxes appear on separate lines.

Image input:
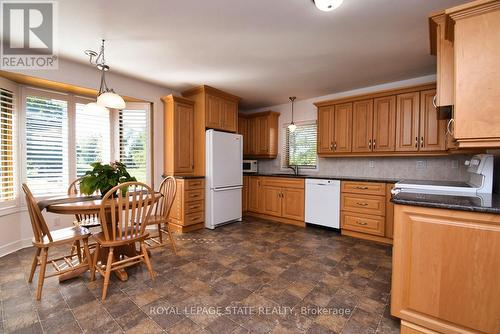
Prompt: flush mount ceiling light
<box><xmin>84</xmin><ymin>39</ymin><xmax>126</xmax><ymax>110</ymax></box>
<box><xmin>288</xmin><ymin>96</ymin><xmax>297</xmax><ymax>133</ymax></box>
<box><xmin>313</xmin><ymin>0</ymin><xmax>343</xmax><ymax>12</ymax></box>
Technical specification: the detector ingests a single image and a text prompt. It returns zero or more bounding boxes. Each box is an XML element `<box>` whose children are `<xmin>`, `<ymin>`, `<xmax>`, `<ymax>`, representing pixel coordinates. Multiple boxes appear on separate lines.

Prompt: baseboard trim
<box><xmin>341</xmin><ymin>229</ymin><xmax>393</xmax><ymax>245</ymax></box>
<box><xmin>0</xmin><ymin>238</ymin><xmax>32</xmax><ymax>258</ymax></box>
<box><xmin>245</xmin><ymin>212</ymin><xmax>305</xmax><ymax>227</ymax></box>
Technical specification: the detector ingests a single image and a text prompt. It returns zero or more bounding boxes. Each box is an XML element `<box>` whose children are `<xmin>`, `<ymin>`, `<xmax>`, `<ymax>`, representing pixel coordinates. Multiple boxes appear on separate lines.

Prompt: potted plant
<box><xmin>79</xmin><ymin>161</ymin><xmax>137</xmax><ymax>197</ymax></box>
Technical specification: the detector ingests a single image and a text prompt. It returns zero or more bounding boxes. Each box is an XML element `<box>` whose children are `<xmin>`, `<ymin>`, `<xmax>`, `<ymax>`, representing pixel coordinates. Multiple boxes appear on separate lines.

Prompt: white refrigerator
<box><xmin>205</xmin><ymin>130</ymin><xmax>243</xmax><ymax>229</ymax></box>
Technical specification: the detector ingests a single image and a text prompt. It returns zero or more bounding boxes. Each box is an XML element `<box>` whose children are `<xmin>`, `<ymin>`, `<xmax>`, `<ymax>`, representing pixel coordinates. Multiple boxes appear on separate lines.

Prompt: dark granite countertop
<box><xmin>391</xmin><ymin>192</ymin><xmax>500</xmax><ymax>214</ymax></box>
<box><xmin>243</xmin><ymin>172</ymin><xmax>400</xmax><ymax>183</ymax></box>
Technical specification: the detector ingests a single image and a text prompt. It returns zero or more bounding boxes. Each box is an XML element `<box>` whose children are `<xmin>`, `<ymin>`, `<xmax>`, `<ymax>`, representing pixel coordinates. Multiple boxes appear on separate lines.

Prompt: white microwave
<box><xmin>243</xmin><ymin>160</ymin><xmax>258</xmax><ymax>173</ymax></box>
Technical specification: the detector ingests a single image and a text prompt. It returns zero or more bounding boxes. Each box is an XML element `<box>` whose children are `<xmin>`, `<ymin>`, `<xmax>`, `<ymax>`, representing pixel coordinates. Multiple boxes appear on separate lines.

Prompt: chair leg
<box><xmin>167</xmin><ymin>224</ymin><xmax>177</xmax><ymax>255</ymax></box>
<box><xmin>36</xmin><ymin>248</ymin><xmax>48</xmax><ymax>300</ymax></box>
<box><xmin>157</xmin><ymin>224</ymin><xmax>163</xmax><ymax>244</ymax></box>
<box><xmin>28</xmin><ymin>248</ymin><xmax>41</xmax><ymax>283</ymax></box>
<box><xmin>82</xmin><ymin>239</ymin><xmax>93</xmax><ymax>276</ymax></box>
<box><xmin>90</xmin><ymin>243</ymin><xmax>100</xmax><ymax>281</ymax></box>
<box><xmin>75</xmin><ymin>240</ymin><xmax>82</xmax><ymax>263</ymax></box>
<box><xmin>102</xmin><ymin>247</ymin><xmax>114</xmax><ymax>301</ymax></box>
<box><xmin>141</xmin><ymin>242</ymin><xmax>155</xmax><ymax>280</ymax></box>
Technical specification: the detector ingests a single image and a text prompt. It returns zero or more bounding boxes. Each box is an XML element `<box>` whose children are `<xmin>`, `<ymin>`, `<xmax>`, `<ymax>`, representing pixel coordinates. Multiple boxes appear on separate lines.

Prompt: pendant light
<box><xmin>288</xmin><ymin>96</ymin><xmax>297</xmax><ymax>133</ymax></box>
<box><xmin>313</xmin><ymin>0</ymin><xmax>343</xmax><ymax>12</ymax></box>
<box><xmin>84</xmin><ymin>40</ymin><xmax>126</xmax><ymax>110</ymax></box>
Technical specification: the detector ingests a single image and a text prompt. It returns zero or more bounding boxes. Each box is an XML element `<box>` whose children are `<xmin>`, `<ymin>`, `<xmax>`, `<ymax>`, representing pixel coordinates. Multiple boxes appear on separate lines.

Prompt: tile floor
<box><xmin>0</xmin><ymin>216</ymin><xmax>400</xmax><ymax>333</ymax></box>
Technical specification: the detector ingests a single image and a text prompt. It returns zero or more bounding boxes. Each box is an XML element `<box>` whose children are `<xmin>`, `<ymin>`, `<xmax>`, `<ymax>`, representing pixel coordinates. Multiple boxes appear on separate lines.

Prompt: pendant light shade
<box><xmin>314</xmin><ymin>0</ymin><xmax>343</xmax><ymax>12</ymax></box>
<box><xmin>83</xmin><ymin>102</ymin><xmax>109</xmax><ymax>113</ymax></box>
<box><xmin>97</xmin><ymin>91</ymin><xmax>126</xmax><ymax>109</ymax></box>
<box><xmin>288</xmin><ymin>96</ymin><xmax>297</xmax><ymax>133</ymax></box>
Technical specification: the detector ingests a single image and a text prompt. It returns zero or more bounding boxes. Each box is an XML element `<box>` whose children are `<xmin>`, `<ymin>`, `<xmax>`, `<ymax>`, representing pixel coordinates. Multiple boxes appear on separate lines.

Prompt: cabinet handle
<box><xmin>356</xmin><ymin>202</ymin><xmax>369</xmax><ymax>206</ymax></box>
<box><xmin>368</xmin><ymin>139</ymin><xmax>372</xmax><ymax>150</ymax></box>
<box><xmin>330</xmin><ymin>142</ymin><xmax>334</xmax><ymax>151</ymax></box>
<box><xmin>355</xmin><ymin>186</ymin><xmax>369</xmax><ymax>190</ymax></box>
<box><xmin>420</xmin><ymin>136</ymin><xmax>424</xmax><ymax>148</ymax></box>
<box><xmin>372</xmin><ymin>139</ymin><xmax>376</xmax><ymax>149</ymax></box>
<box><xmin>356</xmin><ymin>221</ymin><xmax>368</xmax><ymax>226</ymax></box>
<box><xmin>333</xmin><ymin>142</ymin><xmax>337</xmax><ymax>150</ymax></box>
<box><xmin>432</xmin><ymin>95</ymin><xmax>437</xmax><ymax>108</ymax></box>
<box><xmin>415</xmin><ymin>136</ymin><xmax>418</xmax><ymax>148</ymax></box>
<box><xmin>446</xmin><ymin>118</ymin><xmax>455</xmax><ymax>136</ymax></box>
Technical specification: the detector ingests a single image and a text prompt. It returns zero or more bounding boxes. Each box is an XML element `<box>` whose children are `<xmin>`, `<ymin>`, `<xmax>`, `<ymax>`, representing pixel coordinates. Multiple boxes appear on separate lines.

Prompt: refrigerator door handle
<box><xmin>213</xmin><ymin>185</ymin><xmax>243</xmax><ymax>192</ymax></box>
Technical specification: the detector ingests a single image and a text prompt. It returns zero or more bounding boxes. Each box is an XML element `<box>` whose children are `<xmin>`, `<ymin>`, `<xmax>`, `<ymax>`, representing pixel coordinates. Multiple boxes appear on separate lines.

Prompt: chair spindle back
<box><xmin>154</xmin><ymin>176</ymin><xmax>177</xmax><ymax>219</ymax></box>
<box><xmin>22</xmin><ymin>183</ymin><xmax>52</xmax><ymax>243</ymax></box>
<box><xmin>68</xmin><ymin>177</ymin><xmax>99</xmax><ymax>223</ymax></box>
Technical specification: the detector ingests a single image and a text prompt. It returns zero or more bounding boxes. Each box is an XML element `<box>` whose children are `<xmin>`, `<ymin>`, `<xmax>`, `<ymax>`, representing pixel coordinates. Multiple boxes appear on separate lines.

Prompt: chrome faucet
<box><xmin>287</xmin><ymin>165</ymin><xmax>299</xmax><ymax>176</ymax></box>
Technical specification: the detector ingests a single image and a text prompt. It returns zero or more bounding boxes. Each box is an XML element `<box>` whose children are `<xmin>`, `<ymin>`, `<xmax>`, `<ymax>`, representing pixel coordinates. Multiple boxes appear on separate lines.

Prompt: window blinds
<box><xmin>282</xmin><ymin>122</ymin><xmax>317</xmax><ymax>168</ymax></box>
<box><xmin>75</xmin><ymin>103</ymin><xmax>111</xmax><ymax>177</ymax></box>
<box><xmin>0</xmin><ymin>88</ymin><xmax>15</xmax><ymax>201</ymax></box>
<box><xmin>26</xmin><ymin>96</ymin><xmax>68</xmax><ymax>195</ymax></box>
<box><xmin>119</xmin><ymin>109</ymin><xmax>147</xmax><ymax>182</ymax></box>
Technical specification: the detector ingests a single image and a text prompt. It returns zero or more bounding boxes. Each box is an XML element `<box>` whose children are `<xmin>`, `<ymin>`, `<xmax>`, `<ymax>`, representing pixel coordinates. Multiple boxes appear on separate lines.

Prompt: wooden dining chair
<box><xmin>144</xmin><ymin>176</ymin><xmax>178</xmax><ymax>254</ymax></box>
<box><xmin>22</xmin><ymin>184</ymin><xmax>93</xmax><ymax>300</ymax></box>
<box><xmin>68</xmin><ymin>177</ymin><xmax>100</xmax><ymax>228</ymax></box>
<box><xmin>90</xmin><ymin>181</ymin><xmax>156</xmax><ymax>301</ymax></box>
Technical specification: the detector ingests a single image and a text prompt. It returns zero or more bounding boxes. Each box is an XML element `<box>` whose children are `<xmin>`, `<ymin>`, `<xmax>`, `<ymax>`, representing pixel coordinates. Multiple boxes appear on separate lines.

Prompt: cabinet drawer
<box><xmin>184</xmin><ymin>179</ymin><xmax>205</xmax><ymax>190</ymax></box>
<box><xmin>342</xmin><ymin>194</ymin><xmax>385</xmax><ymax>216</ymax></box>
<box><xmin>185</xmin><ymin>200</ymin><xmax>204</xmax><ymax>214</ymax></box>
<box><xmin>183</xmin><ymin>211</ymin><xmax>204</xmax><ymax>226</ymax></box>
<box><xmin>261</xmin><ymin>177</ymin><xmax>304</xmax><ymax>189</ymax></box>
<box><xmin>185</xmin><ymin>189</ymin><xmax>204</xmax><ymax>202</ymax></box>
<box><xmin>342</xmin><ymin>181</ymin><xmax>386</xmax><ymax>196</ymax></box>
<box><xmin>341</xmin><ymin>212</ymin><xmax>385</xmax><ymax>236</ymax></box>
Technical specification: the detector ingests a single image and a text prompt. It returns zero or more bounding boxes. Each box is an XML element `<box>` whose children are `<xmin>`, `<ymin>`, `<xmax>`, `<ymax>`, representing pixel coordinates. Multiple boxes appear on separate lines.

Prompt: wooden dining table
<box><xmin>45</xmin><ymin>192</ymin><xmax>161</xmax><ymax>282</ymax></box>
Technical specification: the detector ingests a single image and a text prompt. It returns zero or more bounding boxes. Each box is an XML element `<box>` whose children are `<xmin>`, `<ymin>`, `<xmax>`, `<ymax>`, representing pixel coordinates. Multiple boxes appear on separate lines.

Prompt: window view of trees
<box><xmin>284</xmin><ymin>123</ymin><xmax>317</xmax><ymax>168</ymax></box>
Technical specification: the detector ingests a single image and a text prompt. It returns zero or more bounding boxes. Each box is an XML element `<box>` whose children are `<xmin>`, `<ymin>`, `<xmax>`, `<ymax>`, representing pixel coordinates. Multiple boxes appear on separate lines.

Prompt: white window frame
<box><xmin>281</xmin><ymin>120</ymin><xmax>319</xmax><ymax>171</ymax></box>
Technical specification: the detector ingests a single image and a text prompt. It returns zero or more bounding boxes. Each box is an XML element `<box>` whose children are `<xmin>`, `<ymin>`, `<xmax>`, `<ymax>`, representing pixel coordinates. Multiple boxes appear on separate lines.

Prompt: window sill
<box><xmin>0</xmin><ymin>205</ymin><xmax>26</xmax><ymax>217</ymax></box>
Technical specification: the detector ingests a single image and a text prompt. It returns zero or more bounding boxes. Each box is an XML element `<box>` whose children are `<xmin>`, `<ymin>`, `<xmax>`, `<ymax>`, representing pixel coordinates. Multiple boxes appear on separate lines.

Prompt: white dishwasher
<box><xmin>305</xmin><ymin>179</ymin><xmax>341</xmax><ymax>229</ymax></box>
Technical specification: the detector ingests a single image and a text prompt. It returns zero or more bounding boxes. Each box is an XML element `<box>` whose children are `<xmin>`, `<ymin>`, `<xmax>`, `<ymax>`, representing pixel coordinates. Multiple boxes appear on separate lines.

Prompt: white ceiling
<box><xmin>54</xmin><ymin>0</ymin><xmax>465</xmax><ymax>109</ymax></box>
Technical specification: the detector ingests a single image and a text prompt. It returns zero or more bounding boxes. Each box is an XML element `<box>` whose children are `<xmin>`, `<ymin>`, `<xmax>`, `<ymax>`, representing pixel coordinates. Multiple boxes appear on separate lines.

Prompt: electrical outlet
<box><xmin>416</xmin><ymin>160</ymin><xmax>427</xmax><ymax>170</ymax></box>
<box><xmin>368</xmin><ymin>160</ymin><xmax>375</xmax><ymax>168</ymax></box>
<box><xmin>451</xmin><ymin>160</ymin><xmax>459</xmax><ymax>169</ymax></box>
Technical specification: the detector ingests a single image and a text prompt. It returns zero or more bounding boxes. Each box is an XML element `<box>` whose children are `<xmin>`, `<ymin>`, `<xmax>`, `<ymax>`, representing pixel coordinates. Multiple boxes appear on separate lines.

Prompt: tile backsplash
<box><xmin>257</xmin><ymin>155</ymin><xmax>473</xmax><ymax>182</ymax></box>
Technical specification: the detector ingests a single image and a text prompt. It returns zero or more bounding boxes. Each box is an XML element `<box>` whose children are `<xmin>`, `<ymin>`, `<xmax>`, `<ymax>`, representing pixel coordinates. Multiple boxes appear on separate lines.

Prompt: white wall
<box><xmin>244</xmin><ymin>75</ymin><xmax>472</xmax><ymax>181</ymax></box>
<box><xmin>0</xmin><ymin>58</ymin><xmax>177</xmax><ymax>257</ymax></box>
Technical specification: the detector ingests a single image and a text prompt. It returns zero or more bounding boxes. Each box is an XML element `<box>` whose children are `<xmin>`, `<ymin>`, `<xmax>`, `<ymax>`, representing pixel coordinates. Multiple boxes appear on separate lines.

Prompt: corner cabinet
<box><xmin>315</xmin><ymin>84</ymin><xmax>449</xmax><ymax>157</ymax></box>
<box><xmin>430</xmin><ymin>1</ymin><xmax>500</xmax><ymax>148</ymax></box>
<box><xmin>391</xmin><ymin>204</ymin><xmax>500</xmax><ymax>334</ymax></box>
<box><xmin>162</xmin><ymin>95</ymin><xmax>195</xmax><ymax>176</ymax></box>
<box><xmin>238</xmin><ymin>111</ymin><xmax>280</xmax><ymax>159</ymax></box>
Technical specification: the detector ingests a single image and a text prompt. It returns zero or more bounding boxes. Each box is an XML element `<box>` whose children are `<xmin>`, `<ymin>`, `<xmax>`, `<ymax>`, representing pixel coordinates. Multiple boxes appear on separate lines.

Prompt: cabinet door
<box><xmin>419</xmin><ymin>89</ymin><xmax>446</xmax><ymax>151</ymax></box>
<box><xmin>396</xmin><ymin>92</ymin><xmax>420</xmax><ymax>152</ymax></box>
<box><xmin>174</xmin><ymin>102</ymin><xmax>194</xmax><ymax>174</ymax></box>
<box><xmin>281</xmin><ymin>187</ymin><xmax>304</xmax><ymax>221</ymax></box>
<box><xmin>248</xmin><ymin>177</ymin><xmax>261</xmax><ymax>212</ymax></box>
<box><xmin>373</xmin><ymin>96</ymin><xmax>396</xmax><ymax>152</ymax></box>
<box><xmin>352</xmin><ymin>100</ymin><xmax>373</xmax><ymax>153</ymax></box>
<box><xmin>262</xmin><ymin>186</ymin><xmax>282</xmax><ymax>217</ymax></box>
<box><xmin>317</xmin><ymin>106</ymin><xmax>335</xmax><ymax>154</ymax></box>
<box><xmin>238</xmin><ymin>116</ymin><xmax>249</xmax><ymax>156</ymax></box>
<box><xmin>221</xmin><ymin>99</ymin><xmax>238</xmax><ymax>133</ymax></box>
<box><xmin>334</xmin><ymin>103</ymin><xmax>353</xmax><ymax>153</ymax></box>
<box><xmin>242</xmin><ymin>176</ymin><xmax>248</xmax><ymax>212</ymax></box>
<box><xmin>432</xmin><ymin>14</ymin><xmax>454</xmax><ymax>107</ymax></box>
<box><xmin>206</xmin><ymin>94</ymin><xmax>222</xmax><ymax>129</ymax></box>
<box><xmin>248</xmin><ymin>117</ymin><xmax>259</xmax><ymax>155</ymax></box>
<box><xmin>258</xmin><ymin>116</ymin><xmax>269</xmax><ymax>155</ymax></box>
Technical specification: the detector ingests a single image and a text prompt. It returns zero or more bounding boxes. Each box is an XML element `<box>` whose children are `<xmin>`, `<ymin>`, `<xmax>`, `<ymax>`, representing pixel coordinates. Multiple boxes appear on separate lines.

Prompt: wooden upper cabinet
<box><xmin>334</xmin><ymin>103</ymin><xmax>353</xmax><ymax>153</ymax></box>
<box><xmin>419</xmin><ymin>89</ymin><xmax>446</xmax><ymax>151</ymax></box>
<box><xmin>317</xmin><ymin>106</ymin><xmax>335</xmax><ymax>154</ymax></box>
<box><xmin>162</xmin><ymin>95</ymin><xmax>195</xmax><ymax>175</ymax></box>
<box><xmin>182</xmin><ymin>85</ymin><xmax>240</xmax><ymax>133</ymax></box>
<box><xmin>238</xmin><ymin>111</ymin><xmax>279</xmax><ymax>159</ymax></box>
<box><xmin>373</xmin><ymin>96</ymin><xmax>396</xmax><ymax>152</ymax></box>
<box><xmin>352</xmin><ymin>100</ymin><xmax>373</xmax><ymax>153</ymax></box>
<box><xmin>238</xmin><ymin>116</ymin><xmax>249</xmax><ymax>155</ymax></box>
<box><xmin>396</xmin><ymin>92</ymin><xmax>420</xmax><ymax>152</ymax></box>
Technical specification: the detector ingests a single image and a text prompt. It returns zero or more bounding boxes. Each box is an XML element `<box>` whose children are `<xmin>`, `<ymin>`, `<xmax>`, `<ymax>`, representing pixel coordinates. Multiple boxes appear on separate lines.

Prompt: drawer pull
<box><xmin>356</xmin><ymin>221</ymin><xmax>368</xmax><ymax>226</ymax></box>
<box><xmin>356</xmin><ymin>202</ymin><xmax>369</xmax><ymax>206</ymax></box>
<box><xmin>355</xmin><ymin>186</ymin><xmax>369</xmax><ymax>190</ymax></box>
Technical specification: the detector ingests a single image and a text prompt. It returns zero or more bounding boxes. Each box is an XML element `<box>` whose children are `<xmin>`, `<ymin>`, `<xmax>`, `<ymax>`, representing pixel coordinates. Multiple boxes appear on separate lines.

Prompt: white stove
<box><xmin>393</xmin><ymin>154</ymin><xmax>494</xmax><ymax>197</ymax></box>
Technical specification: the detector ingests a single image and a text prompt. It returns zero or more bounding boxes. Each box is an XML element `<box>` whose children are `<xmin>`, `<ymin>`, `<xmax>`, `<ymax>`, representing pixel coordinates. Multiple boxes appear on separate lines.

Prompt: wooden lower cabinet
<box><xmin>391</xmin><ymin>204</ymin><xmax>500</xmax><ymax>334</ymax></box>
<box><xmin>246</xmin><ymin>176</ymin><xmax>305</xmax><ymax>226</ymax></box>
<box><xmin>341</xmin><ymin>181</ymin><xmax>393</xmax><ymax>244</ymax></box>
<box><xmin>168</xmin><ymin>178</ymin><xmax>205</xmax><ymax>233</ymax></box>
<box><xmin>242</xmin><ymin>176</ymin><xmax>249</xmax><ymax>212</ymax></box>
